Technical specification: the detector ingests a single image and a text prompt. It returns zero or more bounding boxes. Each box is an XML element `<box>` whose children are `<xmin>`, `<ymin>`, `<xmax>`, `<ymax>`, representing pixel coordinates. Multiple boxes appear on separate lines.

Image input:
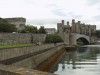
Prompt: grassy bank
<box><xmin>0</xmin><ymin>44</ymin><xmax>33</xmax><ymax>49</ymax></box>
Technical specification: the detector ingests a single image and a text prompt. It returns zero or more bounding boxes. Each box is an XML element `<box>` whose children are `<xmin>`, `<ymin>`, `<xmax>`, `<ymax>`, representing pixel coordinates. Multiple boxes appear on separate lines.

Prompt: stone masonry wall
<box><xmin>0</xmin><ymin>44</ymin><xmax>54</xmax><ymax>60</ymax></box>
<box><xmin>10</xmin><ymin>45</ymin><xmax>63</xmax><ymax>68</ymax></box>
<box><xmin>0</xmin><ymin>43</ymin><xmax>64</xmax><ymax>69</ymax></box>
<box><xmin>0</xmin><ymin>33</ymin><xmax>46</xmax><ymax>44</ymax></box>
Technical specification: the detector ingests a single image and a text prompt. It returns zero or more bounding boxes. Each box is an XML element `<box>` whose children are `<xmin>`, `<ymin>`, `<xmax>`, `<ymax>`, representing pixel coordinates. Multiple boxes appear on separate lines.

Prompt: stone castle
<box><xmin>57</xmin><ymin>19</ymin><xmax>96</xmax><ymax>36</ymax></box>
<box><xmin>5</xmin><ymin>17</ymin><xmax>26</xmax><ymax>30</ymax></box>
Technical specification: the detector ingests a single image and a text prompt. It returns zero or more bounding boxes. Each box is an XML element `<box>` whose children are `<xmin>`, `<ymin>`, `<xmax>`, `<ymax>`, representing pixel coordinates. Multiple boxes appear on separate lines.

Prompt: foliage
<box><xmin>77</xmin><ymin>39</ymin><xmax>83</xmax><ymax>45</ymax></box>
<box><xmin>95</xmin><ymin>30</ymin><xmax>100</xmax><ymax>38</ymax></box>
<box><xmin>0</xmin><ymin>18</ymin><xmax>17</xmax><ymax>32</ymax></box>
<box><xmin>20</xmin><ymin>25</ymin><xmax>38</xmax><ymax>33</ymax></box>
<box><xmin>45</xmin><ymin>34</ymin><xmax>63</xmax><ymax>43</ymax></box>
<box><xmin>20</xmin><ymin>25</ymin><xmax>47</xmax><ymax>34</ymax></box>
<box><xmin>38</xmin><ymin>26</ymin><xmax>46</xmax><ymax>34</ymax></box>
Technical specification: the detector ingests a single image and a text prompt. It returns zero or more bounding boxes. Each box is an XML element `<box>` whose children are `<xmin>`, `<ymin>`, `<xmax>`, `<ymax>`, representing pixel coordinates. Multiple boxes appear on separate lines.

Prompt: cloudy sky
<box><xmin>0</xmin><ymin>0</ymin><xmax>100</xmax><ymax>29</ymax></box>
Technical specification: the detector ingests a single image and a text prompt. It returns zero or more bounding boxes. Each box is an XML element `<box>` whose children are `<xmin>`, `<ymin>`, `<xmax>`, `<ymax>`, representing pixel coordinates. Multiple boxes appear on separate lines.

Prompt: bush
<box><xmin>45</xmin><ymin>34</ymin><xmax>63</xmax><ymax>43</ymax></box>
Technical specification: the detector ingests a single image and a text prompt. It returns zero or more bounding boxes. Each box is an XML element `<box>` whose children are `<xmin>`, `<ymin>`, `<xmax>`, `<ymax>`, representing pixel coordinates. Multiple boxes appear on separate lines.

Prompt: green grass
<box><xmin>0</xmin><ymin>44</ymin><xmax>33</xmax><ymax>49</ymax></box>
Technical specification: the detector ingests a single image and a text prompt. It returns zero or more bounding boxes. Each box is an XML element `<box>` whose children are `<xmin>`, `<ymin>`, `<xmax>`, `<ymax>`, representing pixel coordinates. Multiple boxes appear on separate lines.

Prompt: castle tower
<box><xmin>77</xmin><ymin>21</ymin><xmax>81</xmax><ymax>34</ymax></box>
<box><xmin>57</xmin><ymin>20</ymin><xmax>65</xmax><ymax>34</ymax></box>
<box><xmin>75</xmin><ymin>21</ymin><xmax>81</xmax><ymax>33</ymax></box>
<box><xmin>67</xmin><ymin>21</ymin><xmax>70</xmax><ymax>27</ymax></box>
<box><xmin>61</xmin><ymin>20</ymin><xmax>64</xmax><ymax>25</ymax></box>
<box><xmin>57</xmin><ymin>23</ymin><xmax>63</xmax><ymax>33</ymax></box>
<box><xmin>71</xmin><ymin>19</ymin><xmax>76</xmax><ymax>33</ymax></box>
<box><xmin>64</xmin><ymin>21</ymin><xmax>71</xmax><ymax>33</ymax></box>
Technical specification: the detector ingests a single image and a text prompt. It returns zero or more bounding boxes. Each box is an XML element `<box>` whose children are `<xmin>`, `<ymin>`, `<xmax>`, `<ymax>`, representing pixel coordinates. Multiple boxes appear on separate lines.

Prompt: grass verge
<box><xmin>0</xmin><ymin>44</ymin><xmax>33</xmax><ymax>49</ymax></box>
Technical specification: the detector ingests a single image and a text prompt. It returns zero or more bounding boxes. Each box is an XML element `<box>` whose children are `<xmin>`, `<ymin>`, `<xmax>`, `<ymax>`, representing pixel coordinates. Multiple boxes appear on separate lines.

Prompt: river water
<box><xmin>54</xmin><ymin>45</ymin><xmax>100</xmax><ymax>75</ymax></box>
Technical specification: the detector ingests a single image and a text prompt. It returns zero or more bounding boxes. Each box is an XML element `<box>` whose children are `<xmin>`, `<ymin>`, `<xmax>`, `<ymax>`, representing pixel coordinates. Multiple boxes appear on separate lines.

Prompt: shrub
<box><xmin>45</xmin><ymin>34</ymin><xmax>63</xmax><ymax>43</ymax></box>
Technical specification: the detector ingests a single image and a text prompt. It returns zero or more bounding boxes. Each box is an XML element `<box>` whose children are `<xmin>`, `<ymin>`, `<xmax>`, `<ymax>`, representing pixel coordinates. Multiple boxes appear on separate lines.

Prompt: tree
<box><xmin>38</xmin><ymin>26</ymin><xmax>46</xmax><ymax>34</ymax></box>
<box><xmin>0</xmin><ymin>18</ymin><xmax>17</xmax><ymax>32</ymax></box>
<box><xmin>95</xmin><ymin>30</ymin><xmax>100</xmax><ymax>38</ymax></box>
<box><xmin>21</xmin><ymin>25</ymin><xmax>38</xmax><ymax>33</ymax></box>
<box><xmin>20</xmin><ymin>25</ymin><xmax>47</xmax><ymax>34</ymax></box>
<box><xmin>45</xmin><ymin>34</ymin><xmax>63</xmax><ymax>43</ymax></box>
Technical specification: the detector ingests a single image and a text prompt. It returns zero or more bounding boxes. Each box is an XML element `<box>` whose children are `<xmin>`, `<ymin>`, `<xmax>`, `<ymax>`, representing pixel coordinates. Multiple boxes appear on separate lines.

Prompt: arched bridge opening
<box><xmin>77</xmin><ymin>37</ymin><xmax>89</xmax><ymax>45</ymax></box>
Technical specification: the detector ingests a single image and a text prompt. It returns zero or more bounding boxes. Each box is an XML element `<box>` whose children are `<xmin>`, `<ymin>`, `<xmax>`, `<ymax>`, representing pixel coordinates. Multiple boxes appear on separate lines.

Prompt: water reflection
<box><xmin>54</xmin><ymin>45</ymin><xmax>100</xmax><ymax>75</ymax></box>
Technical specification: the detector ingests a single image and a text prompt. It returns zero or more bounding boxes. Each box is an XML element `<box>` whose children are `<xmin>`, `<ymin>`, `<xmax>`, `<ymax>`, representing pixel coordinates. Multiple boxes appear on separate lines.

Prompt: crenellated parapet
<box><xmin>57</xmin><ymin>19</ymin><xmax>96</xmax><ymax>36</ymax></box>
<box><xmin>57</xmin><ymin>20</ymin><xmax>71</xmax><ymax>34</ymax></box>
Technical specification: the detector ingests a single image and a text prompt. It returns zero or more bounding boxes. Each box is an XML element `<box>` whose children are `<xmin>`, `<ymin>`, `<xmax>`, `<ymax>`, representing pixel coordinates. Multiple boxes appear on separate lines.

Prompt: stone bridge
<box><xmin>69</xmin><ymin>33</ymin><xmax>90</xmax><ymax>45</ymax></box>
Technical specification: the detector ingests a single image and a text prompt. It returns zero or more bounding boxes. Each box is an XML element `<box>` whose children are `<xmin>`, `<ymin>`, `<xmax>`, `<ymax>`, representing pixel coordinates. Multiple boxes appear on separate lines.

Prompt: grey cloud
<box><xmin>26</xmin><ymin>19</ymin><xmax>60</xmax><ymax>25</ymax></box>
<box><xmin>46</xmin><ymin>4</ymin><xmax>66</xmax><ymax>17</ymax></box>
<box><xmin>98</xmin><ymin>7</ymin><xmax>100</xmax><ymax>10</ymax></box>
<box><xmin>26</xmin><ymin>18</ymin><xmax>61</xmax><ymax>28</ymax></box>
<box><xmin>22</xmin><ymin>0</ymin><xmax>35</xmax><ymax>4</ymax></box>
<box><xmin>87</xmin><ymin>0</ymin><xmax>100</xmax><ymax>5</ymax></box>
<box><xmin>93</xmin><ymin>15</ymin><xmax>100</xmax><ymax>21</ymax></box>
<box><xmin>47</xmin><ymin>4</ymin><xmax>82</xmax><ymax>17</ymax></box>
<box><xmin>51</xmin><ymin>8</ymin><xmax>66</xmax><ymax>17</ymax></box>
<box><xmin>46</xmin><ymin>4</ymin><xmax>59</xmax><ymax>8</ymax></box>
<box><xmin>68</xmin><ymin>12</ymin><xmax>83</xmax><ymax>19</ymax></box>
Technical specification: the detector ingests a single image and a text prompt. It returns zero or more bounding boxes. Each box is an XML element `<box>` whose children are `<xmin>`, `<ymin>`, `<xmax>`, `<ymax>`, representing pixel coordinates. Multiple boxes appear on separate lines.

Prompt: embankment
<box><xmin>0</xmin><ymin>43</ymin><xmax>65</xmax><ymax>72</ymax></box>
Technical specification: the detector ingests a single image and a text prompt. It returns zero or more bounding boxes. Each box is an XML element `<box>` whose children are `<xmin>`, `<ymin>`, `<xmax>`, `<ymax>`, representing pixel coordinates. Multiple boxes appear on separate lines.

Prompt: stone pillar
<box><xmin>69</xmin><ymin>33</ymin><xmax>77</xmax><ymax>45</ymax></box>
<box><xmin>58</xmin><ymin>34</ymin><xmax>70</xmax><ymax>45</ymax></box>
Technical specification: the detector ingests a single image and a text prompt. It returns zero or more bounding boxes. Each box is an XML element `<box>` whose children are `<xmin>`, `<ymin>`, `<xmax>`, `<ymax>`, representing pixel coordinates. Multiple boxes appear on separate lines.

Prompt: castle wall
<box><xmin>0</xmin><ymin>33</ymin><xmax>46</xmax><ymax>44</ymax></box>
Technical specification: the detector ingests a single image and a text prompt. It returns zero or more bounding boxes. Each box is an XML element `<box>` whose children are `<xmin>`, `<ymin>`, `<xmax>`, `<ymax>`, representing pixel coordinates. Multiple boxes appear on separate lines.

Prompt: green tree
<box><xmin>95</xmin><ymin>30</ymin><xmax>100</xmax><ymax>38</ymax></box>
<box><xmin>38</xmin><ymin>26</ymin><xmax>46</xmax><ymax>34</ymax></box>
<box><xmin>0</xmin><ymin>18</ymin><xmax>17</xmax><ymax>32</ymax></box>
<box><xmin>21</xmin><ymin>25</ymin><xmax>38</xmax><ymax>33</ymax></box>
<box><xmin>45</xmin><ymin>34</ymin><xmax>63</xmax><ymax>43</ymax></box>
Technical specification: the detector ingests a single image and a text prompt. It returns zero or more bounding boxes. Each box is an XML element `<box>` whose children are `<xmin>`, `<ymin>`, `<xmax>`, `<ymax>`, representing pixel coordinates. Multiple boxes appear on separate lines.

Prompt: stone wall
<box><xmin>0</xmin><ymin>43</ymin><xmax>64</xmax><ymax>69</ymax></box>
<box><xmin>58</xmin><ymin>34</ymin><xmax>69</xmax><ymax>45</ymax></box>
<box><xmin>0</xmin><ymin>33</ymin><xmax>46</xmax><ymax>44</ymax></box>
<box><xmin>0</xmin><ymin>44</ymin><xmax>54</xmax><ymax>60</ymax></box>
<box><xmin>10</xmin><ymin>45</ymin><xmax>63</xmax><ymax>68</ymax></box>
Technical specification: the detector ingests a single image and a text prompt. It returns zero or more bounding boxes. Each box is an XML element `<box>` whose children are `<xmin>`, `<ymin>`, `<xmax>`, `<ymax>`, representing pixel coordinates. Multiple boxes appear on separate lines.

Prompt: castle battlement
<box><xmin>57</xmin><ymin>19</ymin><xmax>96</xmax><ymax>36</ymax></box>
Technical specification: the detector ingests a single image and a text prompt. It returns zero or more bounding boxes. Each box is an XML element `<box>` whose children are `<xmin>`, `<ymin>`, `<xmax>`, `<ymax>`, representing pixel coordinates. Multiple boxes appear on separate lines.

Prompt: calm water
<box><xmin>54</xmin><ymin>45</ymin><xmax>100</xmax><ymax>75</ymax></box>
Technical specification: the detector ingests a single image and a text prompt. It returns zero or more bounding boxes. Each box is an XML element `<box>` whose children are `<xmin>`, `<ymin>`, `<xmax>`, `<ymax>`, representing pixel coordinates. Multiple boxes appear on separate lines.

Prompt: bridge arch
<box><xmin>76</xmin><ymin>34</ymin><xmax>90</xmax><ymax>45</ymax></box>
<box><xmin>77</xmin><ymin>37</ymin><xmax>89</xmax><ymax>45</ymax></box>
<box><xmin>69</xmin><ymin>33</ymin><xmax>90</xmax><ymax>45</ymax></box>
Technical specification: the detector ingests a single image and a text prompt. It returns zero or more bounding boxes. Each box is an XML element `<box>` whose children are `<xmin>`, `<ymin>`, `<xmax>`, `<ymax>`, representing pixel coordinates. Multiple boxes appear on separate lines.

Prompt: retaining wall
<box><xmin>0</xmin><ymin>43</ymin><xmax>64</xmax><ymax>69</ymax></box>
